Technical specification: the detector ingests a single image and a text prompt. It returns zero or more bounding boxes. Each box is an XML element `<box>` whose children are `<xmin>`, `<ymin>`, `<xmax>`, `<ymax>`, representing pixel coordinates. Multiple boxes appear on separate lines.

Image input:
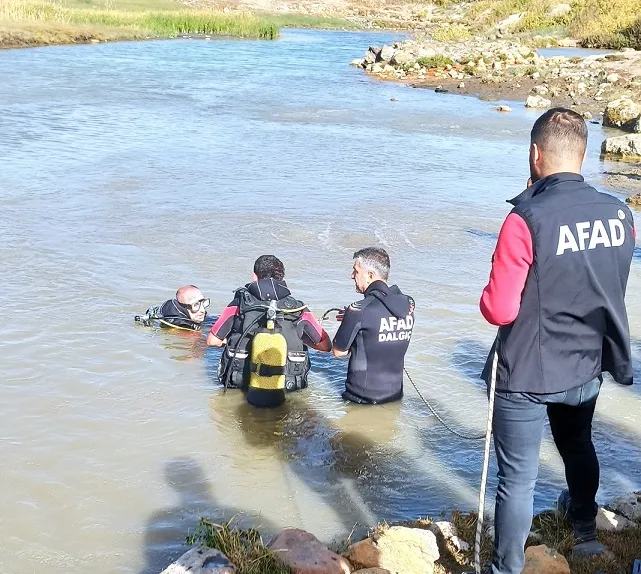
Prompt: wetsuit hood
<box><xmin>157</xmin><ymin>299</ymin><xmax>204</xmax><ymax>330</ymax></box>
<box><xmin>365</xmin><ymin>281</ymin><xmax>411</xmax><ymax>318</ymax></box>
<box><xmin>246</xmin><ymin>279</ymin><xmax>291</xmax><ymax>302</ymax></box>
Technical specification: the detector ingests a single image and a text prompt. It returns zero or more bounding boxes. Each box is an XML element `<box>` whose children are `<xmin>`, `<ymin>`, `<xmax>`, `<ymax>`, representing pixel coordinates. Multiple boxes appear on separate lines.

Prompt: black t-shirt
<box><xmin>333</xmin><ymin>281</ymin><xmax>414</xmax><ymax>404</ymax></box>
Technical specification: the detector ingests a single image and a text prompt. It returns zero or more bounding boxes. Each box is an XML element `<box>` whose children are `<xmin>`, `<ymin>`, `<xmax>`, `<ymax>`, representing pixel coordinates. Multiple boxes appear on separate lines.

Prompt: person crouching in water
<box><xmin>332</xmin><ymin>247</ymin><xmax>415</xmax><ymax>404</ymax></box>
<box><xmin>206</xmin><ymin>255</ymin><xmax>332</xmax><ymax>406</ymax></box>
<box><xmin>136</xmin><ymin>285</ymin><xmax>210</xmax><ymax>331</ymax></box>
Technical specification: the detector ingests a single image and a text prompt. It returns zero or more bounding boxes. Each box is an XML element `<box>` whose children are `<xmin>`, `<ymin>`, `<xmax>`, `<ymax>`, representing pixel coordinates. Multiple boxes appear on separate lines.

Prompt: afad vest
<box><xmin>482</xmin><ymin>173</ymin><xmax>635</xmax><ymax>394</ymax></box>
<box><xmin>219</xmin><ymin>288</ymin><xmax>310</xmax><ymax>392</ymax></box>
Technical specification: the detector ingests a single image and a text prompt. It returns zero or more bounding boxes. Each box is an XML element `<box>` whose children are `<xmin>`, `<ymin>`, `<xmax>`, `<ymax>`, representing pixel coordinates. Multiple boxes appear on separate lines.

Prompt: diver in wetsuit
<box><xmin>135</xmin><ymin>285</ymin><xmax>210</xmax><ymax>331</ymax></box>
<box><xmin>332</xmin><ymin>247</ymin><xmax>415</xmax><ymax>404</ymax></box>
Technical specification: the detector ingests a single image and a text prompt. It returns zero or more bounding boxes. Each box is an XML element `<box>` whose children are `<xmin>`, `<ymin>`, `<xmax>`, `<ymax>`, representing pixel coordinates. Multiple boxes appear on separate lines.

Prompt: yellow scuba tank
<box><xmin>247</xmin><ymin>300</ymin><xmax>288</xmax><ymax>408</ymax></box>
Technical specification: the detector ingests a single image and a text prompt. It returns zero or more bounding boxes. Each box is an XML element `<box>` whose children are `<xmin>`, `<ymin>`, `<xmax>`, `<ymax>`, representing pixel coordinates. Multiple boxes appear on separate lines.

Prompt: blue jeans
<box><xmin>491</xmin><ymin>378</ymin><xmax>601</xmax><ymax>574</ymax></box>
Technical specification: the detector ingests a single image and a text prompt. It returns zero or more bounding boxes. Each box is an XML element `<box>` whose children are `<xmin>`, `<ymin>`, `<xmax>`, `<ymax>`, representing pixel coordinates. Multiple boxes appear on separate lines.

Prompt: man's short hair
<box><xmin>254</xmin><ymin>255</ymin><xmax>285</xmax><ymax>281</ymax></box>
<box><xmin>531</xmin><ymin>108</ymin><xmax>587</xmax><ymax>161</ymax></box>
<box><xmin>353</xmin><ymin>247</ymin><xmax>390</xmax><ymax>281</ymax></box>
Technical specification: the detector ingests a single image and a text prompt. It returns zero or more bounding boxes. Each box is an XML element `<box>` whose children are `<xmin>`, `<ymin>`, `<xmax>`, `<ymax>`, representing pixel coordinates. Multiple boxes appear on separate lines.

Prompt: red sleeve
<box><xmin>299</xmin><ymin>310</ymin><xmax>325</xmax><ymax>346</ymax></box>
<box><xmin>480</xmin><ymin>213</ymin><xmax>534</xmax><ymax>326</ymax></box>
<box><xmin>210</xmin><ymin>305</ymin><xmax>239</xmax><ymax>339</ymax></box>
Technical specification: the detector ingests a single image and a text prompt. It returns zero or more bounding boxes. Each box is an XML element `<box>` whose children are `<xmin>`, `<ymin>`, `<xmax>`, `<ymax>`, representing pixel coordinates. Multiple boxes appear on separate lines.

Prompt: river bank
<box><xmin>165</xmin><ymin>492</ymin><xmax>641</xmax><ymax>574</ymax></box>
<box><xmin>353</xmin><ymin>38</ymin><xmax>641</xmax><ymax>119</ymax></box>
<box><xmin>0</xmin><ymin>0</ymin><xmax>354</xmax><ymax>50</ymax></box>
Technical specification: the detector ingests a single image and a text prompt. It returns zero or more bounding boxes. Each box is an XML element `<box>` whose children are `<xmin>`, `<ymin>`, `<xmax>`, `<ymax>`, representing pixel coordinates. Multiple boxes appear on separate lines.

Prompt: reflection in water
<box><xmin>0</xmin><ymin>28</ymin><xmax>640</xmax><ymax>574</ymax></box>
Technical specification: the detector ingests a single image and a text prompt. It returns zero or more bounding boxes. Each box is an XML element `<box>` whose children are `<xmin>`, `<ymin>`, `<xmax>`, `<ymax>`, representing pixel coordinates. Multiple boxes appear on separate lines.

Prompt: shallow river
<box><xmin>1</xmin><ymin>29</ymin><xmax>640</xmax><ymax>574</ymax></box>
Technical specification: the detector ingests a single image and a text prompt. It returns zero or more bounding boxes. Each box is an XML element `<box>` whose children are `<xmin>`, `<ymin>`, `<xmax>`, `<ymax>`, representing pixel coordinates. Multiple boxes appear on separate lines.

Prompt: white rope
<box><xmin>474</xmin><ymin>347</ymin><xmax>498</xmax><ymax>574</ymax></box>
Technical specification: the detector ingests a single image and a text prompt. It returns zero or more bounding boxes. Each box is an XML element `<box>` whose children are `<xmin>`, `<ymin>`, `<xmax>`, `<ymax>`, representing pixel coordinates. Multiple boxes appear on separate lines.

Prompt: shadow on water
<box><xmin>448</xmin><ymin>337</ymin><xmax>641</xmax><ymax>508</ymax></box>
<box><xmin>139</xmin><ymin>457</ymin><xmax>280</xmax><ymax>574</ymax></box>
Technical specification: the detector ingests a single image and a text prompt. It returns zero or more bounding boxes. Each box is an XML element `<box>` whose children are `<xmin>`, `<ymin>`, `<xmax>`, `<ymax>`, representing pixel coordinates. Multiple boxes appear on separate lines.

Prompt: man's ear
<box><xmin>531</xmin><ymin>143</ymin><xmax>541</xmax><ymax>164</ymax></box>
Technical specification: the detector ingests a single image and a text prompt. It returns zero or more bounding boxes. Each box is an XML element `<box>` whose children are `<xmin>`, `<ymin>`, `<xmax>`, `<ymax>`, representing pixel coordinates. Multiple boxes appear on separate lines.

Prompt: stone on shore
<box><xmin>601</xmin><ymin>134</ymin><xmax>641</xmax><ymax>157</ymax></box>
<box><xmin>351</xmin><ymin>59</ymin><xmax>365</xmax><ymax>67</ymax></box>
<box><xmin>596</xmin><ymin>507</ymin><xmax>637</xmax><ymax>531</ymax></box>
<box><xmin>160</xmin><ymin>547</ymin><xmax>236</xmax><ymax>574</ymax></box>
<box><xmin>269</xmin><ymin>528</ymin><xmax>352</xmax><ymax>574</ymax></box>
<box><xmin>379</xmin><ymin>45</ymin><xmax>395</xmax><ymax>63</ymax></box>
<box><xmin>428</xmin><ymin>521</ymin><xmax>470</xmax><ymax>552</ymax></box>
<box><xmin>627</xmin><ymin>193</ymin><xmax>641</xmax><ymax>206</ymax></box>
<box><xmin>522</xmin><ymin>545</ymin><xmax>570</xmax><ymax>574</ymax></box>
<box><xmin>364</xmin><ymin>48</ymin><xmax>378</xmax><ymax>65</ymax></box>
<box><xmin>495</xmin><ymin>12</ymin><xmax>523</xmax><ymax>31</ymax></box>
<box><xmin>347</xmin><ymin>526</ymin><xmax>439</xmax><ymax>574</ymax></box>
<box><xmin>609</xmin><ymin>491</ymin><xmax>641</xmax><ymax>521</ymax></box>
<box><xmin>603</xmin><ymin>97</ymin><xmax>641</xmax><ymax>130</ymax></box>
<box><xmin>353</xmin><ymin>570</ymin><xmax>391</xmax><ymax>574</ymax></box>
<box><xmin>526</xmin><ymin>95</ymin><xmax>552</xmax><ymax>108</ymax></box>
<box><xmin>391</xmin><ymin>51</ymin><xmax>412</xmax><ymax>66</ymax></box>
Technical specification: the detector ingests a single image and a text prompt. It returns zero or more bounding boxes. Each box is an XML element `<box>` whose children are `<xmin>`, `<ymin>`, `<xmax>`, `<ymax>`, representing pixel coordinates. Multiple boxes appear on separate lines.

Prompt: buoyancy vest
<box><xmin>218</xmin><ymin>281</ymin><xmax>310</xmax><ymax>392</ymax></box>
<box><xmin>135</xmin><ymin>299</ymin><xmax>203</xmax><ymax>331</ymax></box>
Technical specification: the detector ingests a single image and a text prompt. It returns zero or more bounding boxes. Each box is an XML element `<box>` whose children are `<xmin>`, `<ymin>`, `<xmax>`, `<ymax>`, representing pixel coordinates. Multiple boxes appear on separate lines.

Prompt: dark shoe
<box><xmin>572</xmin><ymin>540</ymin><xmax>612</xmax><ymax>559</ymax></box>
<box><xmin>557</xmin><ymin>489</ymin><xmax>597</xmax><ymax>542</ymax></box>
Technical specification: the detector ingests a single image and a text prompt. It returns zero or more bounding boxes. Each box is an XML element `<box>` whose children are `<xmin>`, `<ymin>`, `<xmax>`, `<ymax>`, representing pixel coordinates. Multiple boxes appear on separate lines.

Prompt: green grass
<box><xmin>263</xmin><ymin>12</ymin><xmax>356</xmax><ymax>30</ymax></box>
<box><xmin>417</xmin><ymin>54</ymin><xmax>455</xmax><ymax>68</ymax></box>
<box><xmin>187</xmin><ymin>518</ymin><xmax>293</xmax><ymax>574</ymax></box>
<box><xmin>0</xmin><ymin>0</ymin><xmax>280</xmax><ymax>49</ymax></box>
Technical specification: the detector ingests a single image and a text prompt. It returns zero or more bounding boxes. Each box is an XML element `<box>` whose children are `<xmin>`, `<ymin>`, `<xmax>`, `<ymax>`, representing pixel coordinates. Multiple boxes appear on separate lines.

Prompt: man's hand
<box><xmin>336</xmin><ymin>307</ymin><xmax>347</xmax><ymax>322</ymax></box>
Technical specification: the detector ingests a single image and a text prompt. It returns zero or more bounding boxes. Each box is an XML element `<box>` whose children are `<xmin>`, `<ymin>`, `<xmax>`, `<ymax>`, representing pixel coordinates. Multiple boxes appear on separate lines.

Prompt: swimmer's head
<box><xmin>176</xmin><ymin>285</ymin><xmax>209</xmax><ymax>323</ymax></box>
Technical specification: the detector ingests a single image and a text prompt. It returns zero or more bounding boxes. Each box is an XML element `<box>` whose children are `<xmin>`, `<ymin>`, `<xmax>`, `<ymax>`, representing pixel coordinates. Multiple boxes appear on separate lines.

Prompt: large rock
<box><xmin>526</xmin><ymin>95</ymin><xmax>552</xmax><ymax>108</ymax></box>
<box><xmin>603</xmin><ymin>97</ymin><xmax>641</xmax><ymax>130</ymax></box>
<box><xmin>391</xmin><ymin>51</ymin><xmax>412</xmax><ymax>66</ymax></box>
<box><xmin>347</xmin><ymin>526</ymin><xmax>439</xmax><ymax>574</ymax></box>
<box><xmin>596</xmin><ymin>507</ymin><xmax>637</xmax><ymax>531</ymax></box>
<box><xmin>353</xmin><ymin>570</ymin><xmax>391</xmax><ymax>574</ymax></box>
<box><xmin>609</xmin><ymin>491</ymin><xmax>641</xmax><ymax>521</ymax></box>
<box><xmin>269</xmin><ymin>529</ymin><xmax>352</xmax><ymax>574</ymax></box>
<box><xmin>160</xmin><ymin>547</ymin><xmax>236</xmax><ymax>574</ymax></box>
<box><xmin>522</xmin><ymin>545</ymin><xmax>570</xmax><ymax>574</ymax></box>
<box><xmin>602</xmin><ymin>134</ymin><xmax>641</xmax><ymax>157</ymax></box>
<box><xmin>378</xmin><ymin>45</ymin><xmax>395</xmax><ymax>63</ymax></box>
<box><xmin>496</xmin><ymin>12</ymin><xmax>523</xmax><ymax>31</ymax></box>
<box><xmin>363</xmin><ymin>50</ymin><xmax>377</xmax><ymax>65</ymax></box>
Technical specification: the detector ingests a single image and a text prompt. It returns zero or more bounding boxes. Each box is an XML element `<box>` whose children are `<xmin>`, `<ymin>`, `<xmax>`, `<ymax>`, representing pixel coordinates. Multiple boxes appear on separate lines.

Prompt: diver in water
<box><xmin>206</xmin><ymin>255</ymin><xmax>331</xmax><ymax>405</ymax></box>
<box><xmin>135</xmin><ymin>285</ymin><xmax>210</xmax><ymax>331</ymax></box>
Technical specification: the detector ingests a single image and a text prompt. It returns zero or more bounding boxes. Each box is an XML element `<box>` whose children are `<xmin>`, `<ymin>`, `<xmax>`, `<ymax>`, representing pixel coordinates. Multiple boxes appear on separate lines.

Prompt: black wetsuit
<box><xmin>333</xmin><ymin>281</ymin><xmax>415</xmax><ymax>404</ymax></box>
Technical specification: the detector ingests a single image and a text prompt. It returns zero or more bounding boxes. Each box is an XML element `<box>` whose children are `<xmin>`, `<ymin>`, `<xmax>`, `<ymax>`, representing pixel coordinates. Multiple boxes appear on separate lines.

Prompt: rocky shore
<box><xmin>353</xmin><ymin>38</ymin><xmax>641</xmax><ymax>118</ymax></box>
<box><xmin>163</xmin><ymin>491</ymin><xmax>641</xmax><ymax>574</ymax></box>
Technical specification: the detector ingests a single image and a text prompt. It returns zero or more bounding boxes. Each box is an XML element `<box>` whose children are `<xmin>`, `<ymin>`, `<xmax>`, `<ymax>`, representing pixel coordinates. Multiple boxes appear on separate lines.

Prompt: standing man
<box><xmin>480</xmin><ymin>108</ymin><xmax>635</xmax><ymax>574</ymax></box>
<box><xmin>333</xmin><ymin>247</ymin><xmax>415</xmax><ymax>404</ymax></box>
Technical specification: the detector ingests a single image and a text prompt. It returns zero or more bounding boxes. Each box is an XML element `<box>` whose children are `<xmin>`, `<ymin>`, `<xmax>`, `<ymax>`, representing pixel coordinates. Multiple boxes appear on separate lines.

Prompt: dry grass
<box><xmin>186</xmin><ymin>518</ymin><xmax>293</xmax><ymax>574</ymax></box>
<box><xmin>448</xmin><ymin>509</ymin><xmax>641</xmax><ymax>574</ymax></box>
<box><xmin>432</xmin><ymin>22</ymin><xmax>471</xmax><ymax>42</ymax></box>
<box><xmin>465</xmin><ymin>0</ymin><xmax>641</xmax><ymax>49</ymax></box>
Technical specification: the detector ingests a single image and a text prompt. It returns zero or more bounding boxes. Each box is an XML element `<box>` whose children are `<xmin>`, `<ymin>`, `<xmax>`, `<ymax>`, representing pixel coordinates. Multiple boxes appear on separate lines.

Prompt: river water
<box><xmin>1</xmin><ymin>29</ymin><xmax>640</xmax><ymax>574</ymax></box>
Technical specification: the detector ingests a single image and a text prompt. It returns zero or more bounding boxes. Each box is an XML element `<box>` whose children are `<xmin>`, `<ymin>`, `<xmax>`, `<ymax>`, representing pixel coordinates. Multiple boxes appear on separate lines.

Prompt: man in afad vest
<box><xmin>206</xmin><ymin>255</ymin><xmax>332</xmax><ymax>392</ymax></box>
<box><xmin>479</xmin><ymin>108</ymin><xmax>635</xmax><ymax>573</ymax></box>
<box><xmin>333</xmin><ymin>247</ymin><xmax>415</xmax><ymax>404</ymax></box>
